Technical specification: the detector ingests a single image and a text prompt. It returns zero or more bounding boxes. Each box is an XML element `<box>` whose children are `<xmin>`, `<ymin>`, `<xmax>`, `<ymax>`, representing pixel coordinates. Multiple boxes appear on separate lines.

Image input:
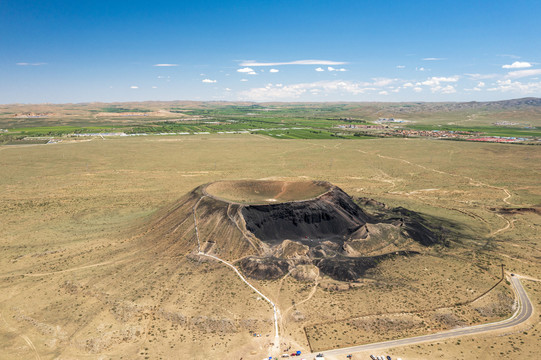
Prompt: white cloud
<box><xmin>396</xmin><ymin>65</ymin><xmax>405</xmax><ymax>69</ymax></box>
<box><xmin>202</xmin><ymin>79</ymin><xmax>217</xmax><ymax>83</ymax></box>
<box><xmin>416</xmin><ymin>67</ymin><xmax>426</xmax><ymax>71</ymax></box>
<box><xmin>240</xmin><ymin>78</ymin><xmax>248</xmax><ymax>82</ymax></box>
<box><xmin>269</xmin><ymin>69</ymin><xmax>279</xmax><ymax>73</ymax></box>
<box><xmin>439</xmin><ymin>85</ymin><xmax>456</xmax><ymax>94</ymax></box>
<box><xmin>152</xmin><ymin>86</ymin><xmax>157</xmax><ymax>89</ymax></box>
<box><xmin>153</xmin><ymin>63</ymin><xmax>178</xmax><ymax>67</ymax></box>
<box><xmin>423</xmin><ymin>58</ymin><xmax>445</xmax><ymax>61</ymax></box>
<box><xmin>506</xmin><ymin>69</ymin><xmax>541</xmax><ymax>79</ymax></box>
<box><xmin>225</xmin><ymin>88</ymin><xmax>232</xmax><ymax>91</ymax></box>
<box><xmin>240</xmin><ymin>59</ymin><xmax>348</xmax><ymax>66</ymax></box>
<box><xmin>467</xmin><ymin>81</ymin><xmax>486</xmax><ymax>92</ymax></box>
<box><xmin>413</xmin><ymin>87</ymin><xmax>423</xmax><ymax>92</ymax></box>
<box><xmin>372</xmin><ymin>78</ymin><xmax>395</xmax><ymax>87</ymax></box>
<box><xmin>157</xmin><ymin>75</ymin><xmax>170</xmax><ymax>79</ymax></box>
<box><xmin>403</xmin><ymin>82</ymin><xmax>414</xmax><ymax>88</ymax></box>
<box><xmin>240</xmin><ymin>80</ymin><xmax>374</xmax><ymax>101</ymax></box>
<box><xmin>238</xmin><ymin>77</ymin><xmax>411</xmax><ymax>100</ymax></box>
<box><xmin>16</xmin><ymin>62</ymin><xmax>46</xmax><ymax>66</ymax></box>
<box><xmin>418</xmin><ymin>76</ymin><xmax>459</xmax><ymax>94</ymax></box>
<box><xmin>421</xmin><ymin>76</ymin><xmax>459</xmax><ymax>86</ymax></box>
<box><xmin>237</xmin><ymin>67</ymin><xmax>257</xmax><ymax>75</ymax></box>
<box><xmin>487</xmin><ymin>79</ymin><xmax>541</xmax><ymax>93</ymax></box>
<box><xmin>328</xmin><ymin>66</ymin><xmax>347</xmax><ymax>72</ymax></box>
<box><xmin>464</xmin><ymin>73</ymin><xmax>498</xmax><ymax>80</ymax></box>
<box><xmin>315</xmin><ymin>67</ymin><xmax>325</xmax><ymax>72</ymax></box>
<box><xmin>130</xmin><ymin>86</ymin><xmax>139</xmax><ymax>89</ymax></box>
<box><xmin>502</xmin><ymin>61</ymin><xmax>532</xmax><ymax>69</ymax></box>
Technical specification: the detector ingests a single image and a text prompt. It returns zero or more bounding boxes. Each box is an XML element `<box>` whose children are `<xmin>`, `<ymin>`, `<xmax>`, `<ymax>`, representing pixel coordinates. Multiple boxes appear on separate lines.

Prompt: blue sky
<box><xmin>1</xmin><ymin>0</ymin><xmax>541</xmax><ymax>103</ymax></box>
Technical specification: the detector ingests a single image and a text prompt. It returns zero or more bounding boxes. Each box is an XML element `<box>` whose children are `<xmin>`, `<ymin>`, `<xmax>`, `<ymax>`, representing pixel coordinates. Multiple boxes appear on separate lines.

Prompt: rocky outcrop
<box><xmin>315</xmin><ymin>251</ymin><xmax>418</xmax><ymax>281</ymax></box>
<box><xmin>238</xmin><ymin>256</ymin><xmax>291</xmax><ymax>280</ymax></box>
<box><xmin>290</xmin><ymin>264</ymin><xmax>320</xmax><ymax>282</ymax></box>
<box><xmin>241</xmin><ymin>187</ymin><xmax>372</xmax><ymax>244</ymax></box>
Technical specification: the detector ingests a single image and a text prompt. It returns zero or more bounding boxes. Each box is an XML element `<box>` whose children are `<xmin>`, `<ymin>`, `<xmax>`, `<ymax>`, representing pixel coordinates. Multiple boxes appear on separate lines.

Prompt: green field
<box><xmin>2</xmin><ymin>100</ymin><xmax>541</xmax><ymax>142</ymax></box>
<box><xmin>8</xmin><ymin>125</ymin><xmax>120</xmax><ymax>136</ymax></box>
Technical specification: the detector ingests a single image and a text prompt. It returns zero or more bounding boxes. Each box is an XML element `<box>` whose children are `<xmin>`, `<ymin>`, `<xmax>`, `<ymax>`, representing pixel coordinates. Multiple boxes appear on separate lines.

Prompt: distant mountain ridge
<box><xmin>366</xmin><ymin>97</ymin><xmax>541</xmax><ymax>114</ymax></box>
<box><xmin>478</xmin><ymin>97</ymin><xmax>541</xmax><ymax>107</ymax></box>
<box><xmin>1</xmin><ymin>97</ymin><xmax>540</xmax><ymax>108</ymax></box>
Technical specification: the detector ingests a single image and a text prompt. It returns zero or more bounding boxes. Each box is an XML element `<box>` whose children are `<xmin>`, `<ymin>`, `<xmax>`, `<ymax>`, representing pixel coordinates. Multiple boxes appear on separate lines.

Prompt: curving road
<box><xmin>191</xmin><ymin>194</ymin><xmax>533</xmax><ymax>359</ymax></box>
<box><xmin>307</xmin><ymin>275</ymin><xmax>533</xmax><ymax>358</ymax></box>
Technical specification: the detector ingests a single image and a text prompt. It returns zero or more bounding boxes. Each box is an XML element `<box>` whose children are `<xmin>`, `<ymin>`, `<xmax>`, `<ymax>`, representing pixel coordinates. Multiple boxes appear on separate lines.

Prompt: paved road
<box><xmin>307</xmin><ymin>275</ymin><xmax>533</xmax><ymax>358</ymax></box>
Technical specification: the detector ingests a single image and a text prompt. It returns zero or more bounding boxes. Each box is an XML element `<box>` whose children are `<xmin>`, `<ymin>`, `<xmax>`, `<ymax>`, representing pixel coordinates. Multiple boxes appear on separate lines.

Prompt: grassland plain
<box><xmin>2</xmin><ymin>100</ymin><xmax>541</xmax><ymax>142</ymax></box>
<box><xmin>0</xmin><ymin>134</ymin><xmax>540</xmax><ymax>359</ymax></box>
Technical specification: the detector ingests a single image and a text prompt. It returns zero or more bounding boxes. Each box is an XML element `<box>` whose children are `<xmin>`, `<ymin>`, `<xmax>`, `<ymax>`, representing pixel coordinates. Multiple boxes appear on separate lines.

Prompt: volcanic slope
<box><xmin>141</xmin><ymin>186</ymin><xmax>258</xmax><ymax>259</ymax></box>
<box><xmin>174</xmin><ymin>179</ymin><xmax>446</xmax><ymax>282</ymax></box>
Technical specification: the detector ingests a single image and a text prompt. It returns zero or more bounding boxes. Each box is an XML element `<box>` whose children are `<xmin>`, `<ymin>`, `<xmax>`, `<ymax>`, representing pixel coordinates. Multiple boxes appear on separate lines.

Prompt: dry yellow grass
<box><xmin>0</xmin><ymin>134</ymin><xmax>539</xmax><ymax>359</ymax></box>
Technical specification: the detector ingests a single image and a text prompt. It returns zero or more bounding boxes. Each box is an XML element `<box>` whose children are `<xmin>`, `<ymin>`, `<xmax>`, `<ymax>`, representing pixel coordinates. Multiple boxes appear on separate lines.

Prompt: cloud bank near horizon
<box><xmin>239</xmin><ymin>59</ymin><xmax>348</xmax><ymax>67</ymax></box>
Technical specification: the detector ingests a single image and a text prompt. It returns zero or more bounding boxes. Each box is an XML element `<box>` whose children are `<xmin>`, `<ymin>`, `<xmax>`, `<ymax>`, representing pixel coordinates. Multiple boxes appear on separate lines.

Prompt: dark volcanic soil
<box><xmin>241</xmin><ymin>187</ymin><xmax>372</xmax><ymax>245</ymax></box>
<box><xmin>238</xmin><ymin>256</ymin><xmax>292</xmax><ymax>280</ymax></box>
<box><xmin>315</xmin><ymin>251</ymin><xmax>418</xmax><ymax>281</ymax></box>
<box><xmin>150</xmin><ymin>180</ymin><xmax>451</xmax><ymax>283</ymax></box>
<box><xmin>235</xmin><ymin>184</ymin><xmax>447</xmax><ymax>282</ymax></box>
<box><xmin>491</xmin><ymin>206</ymin><xmax>541</xmax><ymax>215</ymax></box>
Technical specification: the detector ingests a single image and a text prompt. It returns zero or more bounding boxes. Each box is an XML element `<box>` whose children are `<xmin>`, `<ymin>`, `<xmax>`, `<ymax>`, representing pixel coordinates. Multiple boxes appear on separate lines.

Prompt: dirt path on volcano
<box><xmin>193</xmin><ymin>196</ymin><xmax>281</xmax><ymax>357</ymax></box>
<box><xmin>283</xmin><ymin>276</ymin><xmax>320</xmax><ymax>318</ymax></box>
<box><xmin>226</xmin><ymin>204</ymin><xmax>262</xmax><ymax>253</ymax></box>
<box><xmin>1</xmin><ymin>312</ymin><xmax>42</xmax><ymax>360</ymax></box>
<box><xmin>275</xmin><ymin>181</ymin><xmax>289</xmax><ymax>200</ymax></box>
<box><xmin>490</xmin><ymin>214</ymin><xmax>516</xmax><ymax>236</ymax></box>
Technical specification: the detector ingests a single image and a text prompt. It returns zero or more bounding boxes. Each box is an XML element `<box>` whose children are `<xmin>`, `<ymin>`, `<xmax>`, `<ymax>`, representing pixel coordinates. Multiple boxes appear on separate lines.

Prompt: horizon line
<box><xmin>1</xmin><ymin>96</ymin><xmax>539</xmax><ymax>106</ymax></box>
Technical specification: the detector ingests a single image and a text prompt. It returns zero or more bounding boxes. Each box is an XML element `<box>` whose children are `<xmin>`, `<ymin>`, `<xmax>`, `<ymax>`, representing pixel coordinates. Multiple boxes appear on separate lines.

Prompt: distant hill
<box><xmin>473</xmin><ymin>97</ymin><xmax>541</xmax><ymax>108</ymax></box>
<box><xmin>348</xmin><ymin>97</ymin><xmax>541</xmax><ymax>115</ymax></box>
<box><xmin>1</xmin><ymin>97</ymin><xmax>540</xmax><ymax>129</ymax></box>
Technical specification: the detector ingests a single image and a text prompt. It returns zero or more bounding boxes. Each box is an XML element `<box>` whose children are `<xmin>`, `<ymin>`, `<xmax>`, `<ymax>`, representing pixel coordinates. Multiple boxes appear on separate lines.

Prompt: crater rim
<box><xmin>203</xmin><ymin>179</ymin><xmax>333</xmax><ymax>205</ymax></box>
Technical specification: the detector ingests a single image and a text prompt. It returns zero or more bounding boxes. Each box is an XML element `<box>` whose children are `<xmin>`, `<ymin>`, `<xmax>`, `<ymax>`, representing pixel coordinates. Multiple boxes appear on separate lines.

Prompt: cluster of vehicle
<box><xmin>370</xmin><ymin>355</ymin><xmax>400</xmax><ymax>360</ymax></box>
<box><xmin>277</xmin><ymin>352</ymin><xmax>400</xmax><ymax>360</ymax></box>
<box><xmin>281</xmin><ymin>351</ymin><xmax>302</xmax><ymax>357</ymax></box>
